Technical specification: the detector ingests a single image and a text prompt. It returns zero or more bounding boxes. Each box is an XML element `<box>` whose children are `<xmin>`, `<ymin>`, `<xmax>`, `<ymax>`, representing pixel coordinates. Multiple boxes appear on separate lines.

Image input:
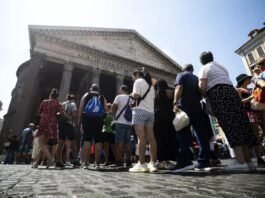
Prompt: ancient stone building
<box><xmin>1</xmin><ymin>25</ymin><xmax>181</xmax><ymax>146</ymax></box>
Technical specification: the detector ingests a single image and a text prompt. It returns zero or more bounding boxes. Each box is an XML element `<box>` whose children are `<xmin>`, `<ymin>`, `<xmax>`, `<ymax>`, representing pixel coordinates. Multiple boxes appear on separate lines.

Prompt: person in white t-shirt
<box><xmin>111</xmin><ymin>85</ymin><xmax>133</xmax><ymax>167</ymax></box>
<box><xmin>129</xmin><ymin>69</ymin><xmax>158</xmax><ymax>173</ymax></box>
<box><xmin>198</xmin><ymin>51</ymin><xmax>257</xmax><ymax>172</ymax></box>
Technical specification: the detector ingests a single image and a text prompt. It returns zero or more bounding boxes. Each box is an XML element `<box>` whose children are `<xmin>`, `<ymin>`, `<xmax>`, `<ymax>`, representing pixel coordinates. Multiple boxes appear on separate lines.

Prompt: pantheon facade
<box><xmin>1</xmin><ymin>25</ymin><xmax>181</xmax><ymax>146</ymax></box>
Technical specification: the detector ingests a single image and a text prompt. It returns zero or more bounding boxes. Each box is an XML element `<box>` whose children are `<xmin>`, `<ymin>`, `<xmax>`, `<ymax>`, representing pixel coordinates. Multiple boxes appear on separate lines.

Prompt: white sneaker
<box><xmin>65</xmin><ymin>161</ymin><xmax>72</xmax><ymax>166</ymax></box>
<box><xmin>247</xmin><ymin>162</ymin><xmax>257</xmax><ymax>172</ymax></box>
<box><xmin>147</xmin><ymin>162</ymin><xmax>158</xmax><ymax>173</ymax></box>
<box><xmin>165</xmin><ymin>161</ymin><xmax>176</xmax><ymax>170</ymax></box>
<box><xmin>81</xmin><ymin>162</ymin><xmax>89</xmax><ymax>169</ymax></box>
<box><xmin>129</xmin><ymin>162</ymin><xmax>149</xmax><ymax>173</ymax></box>
<box><xmin>155</xmin><ymin>161</ymin><xmax>165</xmax><ymax>169</ymax></box>
<box><xmin>224</xmin><ymin>160</ymin><xmax>250</xmax><ymax>172</ymax></box>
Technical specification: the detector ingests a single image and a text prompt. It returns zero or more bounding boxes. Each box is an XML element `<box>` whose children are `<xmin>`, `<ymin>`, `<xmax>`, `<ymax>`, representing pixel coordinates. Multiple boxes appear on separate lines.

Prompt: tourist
<box><xmin>4</xmin><ymin>135</ymin><xmax>19</xmax><ymax>164</ymax></box>
<box><xmin>198</xmin><ymin>51</ymin><xmax>257</xmax><ymax>171</ymax></box>
<box><xmin>111</xmin><ymin>85</ymin><xmax>133</xmax><ymax>167</ymax></box>
<box><xmin>19</xmin><ymin>123</ymin><xmax>35</xmax><ymax>164</ymax></box>
<box><xmin>154</xmin><ymin>79</ymin><xmax>177</xmax><ymax>169</ymax></box>
<box><xmin>56</xmin><ymin>94</ymin><xmax>79</xmax><ymax>168</ymax></box>
<box><xmin>173</xmin><ymin>64</ymin><xmax>211</xmax><ymax>172</ymax></box>
<box><xmin>129</xmin><ymin>69</ymin><xmax>157</xmax><ymax>173</ymax></box>
<box><xmin>31</xmin><ymin>126</ymin><xmax>39</xmax><ymax>163</ymax></box>
<box><xmin>78</xmin><ymin>84</ymin><xmax>107</xmax><ymax>169</ymax></box>
<box><xmin>101</xmin><ymin>103</ymin><xmax>116</xmax><ymax>166</ymax></box>
<box><xmin>32</xmin><ymin>88</ymin><xmax>66</xmax><ymax>169</ymax></box>
<box><xmin>236</xmin><ymin>73</ymin><xmax>265</xmax><ymax>167</ymax></box>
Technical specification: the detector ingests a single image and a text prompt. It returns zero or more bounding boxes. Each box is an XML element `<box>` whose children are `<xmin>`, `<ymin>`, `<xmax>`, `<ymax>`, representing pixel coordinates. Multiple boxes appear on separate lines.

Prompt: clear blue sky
<box><xmin>0</xmin><ymin>0</ymin><xmax>264</xmax><ymax>118</ymax></box>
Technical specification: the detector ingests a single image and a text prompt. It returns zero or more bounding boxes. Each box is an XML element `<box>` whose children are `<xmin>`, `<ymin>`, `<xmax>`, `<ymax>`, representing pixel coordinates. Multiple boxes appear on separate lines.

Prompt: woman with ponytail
<box><xmin>32</xmin><ymin>88</ymin><xmax>66</xmax><ymax>169</ymax></box>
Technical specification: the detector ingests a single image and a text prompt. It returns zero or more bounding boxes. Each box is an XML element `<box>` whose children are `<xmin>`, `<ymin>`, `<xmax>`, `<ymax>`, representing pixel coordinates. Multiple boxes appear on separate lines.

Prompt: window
<box><xmin>247</xmin><ymin>52</ymin><xmax>255</xmax><ymax>64</ymax></box>
<box><xmin>257</xmin><ymin>46</ymin><xmax>265</xmax><ymax>57</ymax></box>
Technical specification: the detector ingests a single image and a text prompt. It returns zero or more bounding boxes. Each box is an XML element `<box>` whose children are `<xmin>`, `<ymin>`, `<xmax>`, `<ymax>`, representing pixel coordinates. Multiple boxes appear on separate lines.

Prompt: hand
<box><xmin>80</xmin><ymin>124</ymin><xmax>84</xmax><ymax>135</ymax></box>
<box><xmin>173</xmin><ymin>105</ymin><xmax>179</xmax><ymax>113</ymax></box>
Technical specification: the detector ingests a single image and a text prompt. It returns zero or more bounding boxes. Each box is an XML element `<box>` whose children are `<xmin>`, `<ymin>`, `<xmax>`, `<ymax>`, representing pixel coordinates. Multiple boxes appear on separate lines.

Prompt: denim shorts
<box><xmin>132</xmin><ymin>108</ymin><xmax>154</xmax><ymax>126</ymax></box>
<box><xmin>115</xmin><ymin>123</ymin><xmax>132</xmax><ymax>144</ymax></box>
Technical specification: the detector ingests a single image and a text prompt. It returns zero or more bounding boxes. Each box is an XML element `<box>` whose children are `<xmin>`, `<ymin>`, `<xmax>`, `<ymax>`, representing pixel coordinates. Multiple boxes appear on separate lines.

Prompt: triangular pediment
<box><xmin>29</xmin><ymin>25</ymin><xmax>181</xmax><ymax>73</ymax></box>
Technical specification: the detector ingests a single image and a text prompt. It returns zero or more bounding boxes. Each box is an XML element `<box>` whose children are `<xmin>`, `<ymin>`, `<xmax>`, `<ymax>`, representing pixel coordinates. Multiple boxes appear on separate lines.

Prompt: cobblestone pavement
<box><xmin>0</xmin><ymin>163</ymin><xmax>265</xmax><ymax>198</ymax></box>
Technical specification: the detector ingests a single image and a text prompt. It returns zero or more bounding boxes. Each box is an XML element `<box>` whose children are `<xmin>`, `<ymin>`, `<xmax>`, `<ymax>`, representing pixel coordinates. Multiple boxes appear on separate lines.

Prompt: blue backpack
<box><xmin>84</xmin><ymin>95</ymin><xmax>105</xmax><ymax>117</ymax></box>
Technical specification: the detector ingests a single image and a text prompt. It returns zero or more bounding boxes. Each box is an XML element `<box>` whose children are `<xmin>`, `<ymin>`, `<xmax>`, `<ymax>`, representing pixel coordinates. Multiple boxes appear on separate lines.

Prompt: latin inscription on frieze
<box><xmin>77</xmin><ymin>54</ymin><xmax>124</xmax><ymax>70</ymax></box>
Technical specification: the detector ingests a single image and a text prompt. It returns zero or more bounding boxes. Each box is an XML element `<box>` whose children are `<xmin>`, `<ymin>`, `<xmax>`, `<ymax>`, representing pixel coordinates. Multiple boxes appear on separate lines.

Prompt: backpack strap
<box><xmin>115</xmin><ymin>96</ymin><xmax>130</xmax><ymax>120</ymax></box>
<box><xmin>84</xmin><ymin>92</ymin><xmax>104</xmax><ymax>111</ymax></box>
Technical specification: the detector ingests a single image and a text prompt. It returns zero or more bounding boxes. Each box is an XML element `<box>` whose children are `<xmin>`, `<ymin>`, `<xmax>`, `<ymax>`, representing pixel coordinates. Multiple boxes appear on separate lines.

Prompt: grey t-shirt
<box><xmin>62</xmin><ymin>101</ymin><xmax>77</xmax><ymax>125</ymax></box>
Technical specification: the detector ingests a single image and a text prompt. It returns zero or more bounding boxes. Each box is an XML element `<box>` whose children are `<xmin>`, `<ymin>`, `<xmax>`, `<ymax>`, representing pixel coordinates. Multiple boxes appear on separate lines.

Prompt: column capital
<box><xmin>64</xmin><ymin>62</ymin><xmax>74</xmax><ymax>72</ymax></box>
<box><xmin>30</xmin><ymin>51</ymin><xmax>46</xmax><ymax>62</ymax></box>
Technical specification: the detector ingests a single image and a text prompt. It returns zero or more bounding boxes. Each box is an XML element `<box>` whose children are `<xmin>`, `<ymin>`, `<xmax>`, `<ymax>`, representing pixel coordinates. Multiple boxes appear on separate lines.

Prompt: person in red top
<box><xmin>32</xmin><ymin>88</ymin><xmax>66</xmax><ymax>168</ymax></box>
<box><xmin>236</xmin><ymin>74</ymin><xmax>265</xmax><ymax>167</ymax></box>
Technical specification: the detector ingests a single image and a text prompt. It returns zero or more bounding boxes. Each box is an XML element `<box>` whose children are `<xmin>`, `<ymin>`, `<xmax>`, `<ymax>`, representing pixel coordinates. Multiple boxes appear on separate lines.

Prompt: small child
<box><xmin>101</xmin><ymin>103</ymin><xmax>116</xmax><ymax>165</ymax></box>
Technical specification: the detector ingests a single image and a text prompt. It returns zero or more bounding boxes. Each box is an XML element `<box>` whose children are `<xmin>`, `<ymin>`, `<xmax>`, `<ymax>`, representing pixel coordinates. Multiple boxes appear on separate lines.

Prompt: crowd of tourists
<box><xmin>3</xmin><ymin>51</ymin><xmax>265</xmax><ymax>173</ymax></box>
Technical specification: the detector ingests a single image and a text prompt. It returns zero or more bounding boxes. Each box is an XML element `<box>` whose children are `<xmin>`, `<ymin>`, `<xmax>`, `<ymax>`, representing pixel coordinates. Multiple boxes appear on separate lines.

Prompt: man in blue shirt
<box><xmin>172</xmin><ymin>64</ymin><xmax>211</xmax><ymax>172</ymax></box>
<box><xmin>19</xmin><ymin>123</ymin><xmax>34</xmax><ymax>164</ymax></box>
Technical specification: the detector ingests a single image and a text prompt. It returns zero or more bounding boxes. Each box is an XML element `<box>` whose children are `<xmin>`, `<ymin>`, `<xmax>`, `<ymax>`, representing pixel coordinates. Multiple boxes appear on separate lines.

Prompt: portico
<box><xmin>0</xmin><ymin>25</ymin><xmax>182</xmax><ymax>147</ymax></box>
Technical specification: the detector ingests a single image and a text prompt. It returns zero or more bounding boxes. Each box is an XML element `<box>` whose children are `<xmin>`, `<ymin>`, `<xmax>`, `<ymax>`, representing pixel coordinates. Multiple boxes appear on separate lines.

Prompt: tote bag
<box><xmin>172</xmin><ymin>109</ymin><xmax>190</xmax><ymax>131</ymax></box>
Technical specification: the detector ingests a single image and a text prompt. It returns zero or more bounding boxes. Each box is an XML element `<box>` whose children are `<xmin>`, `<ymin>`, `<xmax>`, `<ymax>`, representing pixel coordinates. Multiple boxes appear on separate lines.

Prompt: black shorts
<box><xmin>58</xmin><ymin>122</ymin><xmax>75</xmax><ymax>141</ymax></box>
<box><xmin>101</xmin><ymin>133</ymin><xmax>115</xmax><ymax>144</ymax></box>
<box><xmin>82</xmin><ymin>115</ymin><xmax>104</xmax><ymax>143</ymax></box>
<box><xmin>47</xmin><ymin>138</ymin><xmax>58</xmax><ymax>146</ymax></box>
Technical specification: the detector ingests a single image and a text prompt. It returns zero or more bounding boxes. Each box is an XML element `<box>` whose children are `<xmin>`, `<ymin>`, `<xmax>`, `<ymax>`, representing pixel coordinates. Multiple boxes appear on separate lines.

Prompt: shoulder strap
<box><xmin>137</xmin><ymin>85</ymin><xmax>151</xmax><ymax>106</ymax></box>
<box><xmin>115</xmin><ymin>96</ymin><xmax>130</xmax><ymax>120</ymax></box>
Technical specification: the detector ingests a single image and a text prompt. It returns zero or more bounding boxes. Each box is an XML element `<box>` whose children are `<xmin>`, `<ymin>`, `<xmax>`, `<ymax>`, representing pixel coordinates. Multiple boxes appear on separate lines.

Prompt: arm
<box><xmin>237</xmin><ymin>88</ymin><xmax>253</xmax><ymax>104</ymax></box>
<box><xmin>199</xmin><ymin>78</ymin><xmax>207</xmax><ymax>97</ymax></box>
<box><xmin>111</xmin><ymin>103</ymin><xmax>118</xmax><ymax>114</ymax></box>
<box><xmin>103</xmin><ymin>97</ymin><xmax>108</xmax><ymax>111</ymax></box>
<box><xmin>78</xmin><ymin>93</ymin><xmax>87</xmax><ymax>125</ymax></box>
<box><xmin>173</xmin><ymin>85</ymin><xmax>183</xmax><ymax>112</ymax></box>
<box><xmin>131</xmin><ymin>79</ymin><xmax>141</xmax><ymax>99</ymax></box>
<box><xmin>242</xmin><ymin>95</ymin><xmax>254</xmax><ymax>104</ymax></box>
<box><xmin>131</xmin><ymin>92</ymin><xmax>141</xmax><ymax>99</ymax></box>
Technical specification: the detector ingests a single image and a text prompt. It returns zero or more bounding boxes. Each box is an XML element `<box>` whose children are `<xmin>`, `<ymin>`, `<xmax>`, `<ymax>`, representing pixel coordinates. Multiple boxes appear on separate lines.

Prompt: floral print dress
<box><xmin>37</xmin><ymin>99</ymin><xmax>64</xmax><ymax>139</ymax></box>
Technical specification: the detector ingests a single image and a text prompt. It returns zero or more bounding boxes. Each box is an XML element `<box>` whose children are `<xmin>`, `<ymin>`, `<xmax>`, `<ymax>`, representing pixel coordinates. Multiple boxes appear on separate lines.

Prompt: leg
<box><xmin>134</xmin><ymin>125</ymin><xmax>146</xmax><ymax>164</ymax></box>
<box><xmin>115</xmin><ymin>143</ymin><xmax>124</xmax><ymax>162</ymax></box>
<box><xmin>71</xmin><ymin>140</ymin><xmax>77</xmax><ymax>160</ymax></box>
<box><xmin>51</xmin><ymin>145</ymin><xmax>57</xmax><ymax>159</ymax></box>
<box><xmin>190</xmin><ymin>111</ymin><xmax>211</xmax><ymax>166</ymax></box>
<box><xmin>94</xmin><ymin>142</ymin><xmax>102</xmax><ymax>165</ymax></box>
<box><xmin>145</xmin><ymin>124</ymin><xmax>157</xmax><ymax>163</ymax></box>
<box><xmin>82</xmin><ymin>141</ymin><xmax>91</xmax><ymax>163</ymax></box>
<box><xmin>65</xmin><ymin>139</ymin><xmax>71</xmax><ymax>163</ymax></box>
<box><xmin>176</xmin><ymin>126</ymin><xmax>193</xmax><ymax>165</ymax></box>
<box><xmin>103</xmin><ymin>142</ymin><xmax>110</xmax><ymax>163</ymax></box>
<box><xmin>56</xmin><ymin>140</ymin><xmax>65</xmax><ymax>161</ymax></box>
<box><xmin>233</xmin><ymin>146</ymin><xmax>248</xmax><ymax>163</ymax></box>
<box><xmin>38</xmin><ymin>135</ymin><xmax>53</xmax><ymax>161</ymax></box>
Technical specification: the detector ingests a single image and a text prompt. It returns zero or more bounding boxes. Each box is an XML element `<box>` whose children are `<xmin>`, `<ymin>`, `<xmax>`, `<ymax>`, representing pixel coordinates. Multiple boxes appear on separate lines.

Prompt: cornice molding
<box><xmin>29</xmin><ymin>25</ymin><xmax>182</xmax><ymax>72</ymax></box>
<box><xmin>34</xmin><ymin>33</ymin><xmax>177</xmax><ymax>79</ymax></box>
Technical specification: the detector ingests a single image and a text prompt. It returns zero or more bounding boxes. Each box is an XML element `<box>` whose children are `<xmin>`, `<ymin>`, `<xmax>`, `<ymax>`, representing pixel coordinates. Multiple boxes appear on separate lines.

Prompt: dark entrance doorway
<box><xmin>99</xmin><ymin>72</ymin><xmax>117</xmax><ymax>103</ymax></box>
<box><xmin>123</xmin><ymin>76</ymin><xmax>134</xmax><ymax>93</ymax></box>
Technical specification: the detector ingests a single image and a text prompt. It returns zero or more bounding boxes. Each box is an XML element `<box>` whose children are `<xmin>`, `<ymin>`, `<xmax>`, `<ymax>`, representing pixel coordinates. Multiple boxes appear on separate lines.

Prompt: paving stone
<box><xmin>0</xmin><ymin>164</ymin><xmax>265</xmax><ymax>197</ymax></box>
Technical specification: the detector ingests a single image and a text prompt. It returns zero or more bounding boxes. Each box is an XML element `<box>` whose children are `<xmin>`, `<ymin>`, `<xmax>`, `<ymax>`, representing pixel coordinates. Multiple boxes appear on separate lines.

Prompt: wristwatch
<box><xmin>173</xmin><ymin>101</ymin><xmax>178</xmax><ymax>106</ymax></box>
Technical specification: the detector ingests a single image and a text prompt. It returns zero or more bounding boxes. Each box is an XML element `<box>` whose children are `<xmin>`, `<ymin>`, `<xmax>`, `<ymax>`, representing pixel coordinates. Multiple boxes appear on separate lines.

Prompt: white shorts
<box><xmin>132</xmin><ymin>108</ymin><xmax>154</xmax><ymax>126</ymax></box>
